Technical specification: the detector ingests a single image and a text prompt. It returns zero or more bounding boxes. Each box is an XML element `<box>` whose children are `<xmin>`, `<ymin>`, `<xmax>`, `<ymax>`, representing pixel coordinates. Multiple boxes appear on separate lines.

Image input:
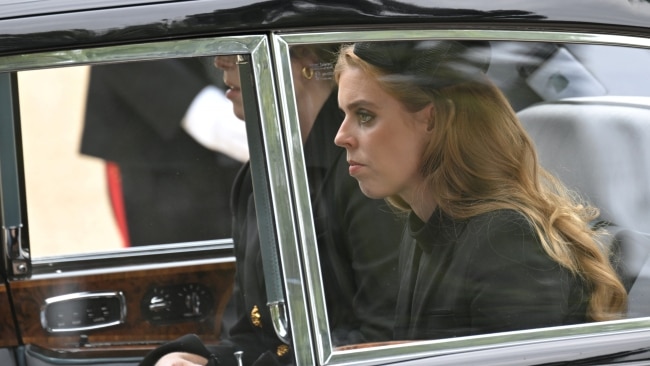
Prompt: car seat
<box><xmin>517</xmin><ymin>96</ymin><xmax>650</xmax><ymax>318</ymax></box>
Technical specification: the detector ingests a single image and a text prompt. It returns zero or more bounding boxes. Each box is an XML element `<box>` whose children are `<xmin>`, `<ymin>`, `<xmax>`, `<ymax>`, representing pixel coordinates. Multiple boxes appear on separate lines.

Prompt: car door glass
<box><xmin>279</xmin><ymin>33</ymin><xmax>650</xmax><ymax>365</ymax></box>
<box><xmin>17</xmin><ymin>55</ymin><xmax>248</xmax><ymax>258</ymax></box>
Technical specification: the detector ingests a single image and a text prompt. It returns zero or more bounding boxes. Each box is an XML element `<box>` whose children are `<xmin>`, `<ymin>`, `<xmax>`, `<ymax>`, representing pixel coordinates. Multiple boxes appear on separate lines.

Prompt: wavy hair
<box><xmin>335</xmin><ymin>43</ymin><xmax>627</xmax><ymax>321</ymax></box>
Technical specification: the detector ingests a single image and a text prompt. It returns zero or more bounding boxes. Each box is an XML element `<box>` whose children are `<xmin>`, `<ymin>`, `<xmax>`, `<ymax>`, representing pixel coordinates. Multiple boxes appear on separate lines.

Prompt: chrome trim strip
<box><xmin>249</xmin><ymin>36</ymin><xmax>317</xmax><ymax>365</ymax></box>
<box><xmin>277</xmin><ymin>29</ymin><xmax>650</xmax><ymax>48</ymax></box>
<box><xmin>273</xmin><ymin>29</ymin><xmax>650</xmax><ymax>365</ymax></box>
<box><xmin>0</xmin><ymin>35</ymin><xmax>265</xmax><ymax>72</ymax></box>
<box><xmin>238</xmin><ymin>49</ymin><xmax>290</xmax><ymax>343</ymax></box>
<box><xmin>30</xmin><ymin>256</ymin><xmax>234</xmax><ymax>280</ymax></box>
<box><xmin>269</xmin><ymin>301</ymin><xmax>290</xmax><ymax>344</ymax></box>
<box><xmin>271</xmin><ymin>34</ymin><xmax>332</xmax><ymax>365</ymax></box>
<box><xmin>33</xmin><ymin>239</ymin><xmax>234</xmax><ymax>264</ymax></box>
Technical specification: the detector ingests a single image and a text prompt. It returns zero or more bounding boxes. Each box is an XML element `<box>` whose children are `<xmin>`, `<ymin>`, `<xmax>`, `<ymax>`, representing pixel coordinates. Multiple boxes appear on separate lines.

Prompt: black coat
<box><xmin>395</xmin><ymin>208</ymin><xmax>588</xmax><ymax>340</ymax></box>
<box><xmin>214</xmin><ymin>92</ymin><xmax>403</xmax><ymax>365</ymax></box>
<box><xmin>140</xmin><ymin>92</ymin><xmax>403</xmax><ymax>366</ymax></box>
<box><xmin>211</xmin><ymin>93</ymin><xmax>403</xmax><ymax>365</ymax></box>
<box><xmin>81</xmin><ymin>58</ymin><xmax>242</xmax><ymax>244</ymax></box>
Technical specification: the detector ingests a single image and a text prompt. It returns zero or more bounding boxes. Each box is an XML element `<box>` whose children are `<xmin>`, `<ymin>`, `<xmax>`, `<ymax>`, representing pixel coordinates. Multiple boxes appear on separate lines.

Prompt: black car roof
<box><xmin>0</xmin><ymin>0</ymin><xmax>176</xmax><ymax>20</ymax></box>
<box><xmin>2</xmin><ymin>0</ymin><xmax>650</xmax><ymax>56</ymax></box>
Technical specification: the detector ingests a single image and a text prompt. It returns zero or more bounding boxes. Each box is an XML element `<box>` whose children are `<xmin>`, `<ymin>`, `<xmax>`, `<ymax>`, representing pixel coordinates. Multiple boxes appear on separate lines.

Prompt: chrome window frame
<box><xmin>0</xmin><ymin>33</ymin><xmax>317</xmax><ymax>364</ymax></box>
<box><xmin>0</xmin><ymin>35</ymin><xmax>273</xmax><ymax>259</ymax></box>
<box><xmin>271</xmin><ymin>29</ymin><xmax>650</xmax><ymax>366</ymax></box>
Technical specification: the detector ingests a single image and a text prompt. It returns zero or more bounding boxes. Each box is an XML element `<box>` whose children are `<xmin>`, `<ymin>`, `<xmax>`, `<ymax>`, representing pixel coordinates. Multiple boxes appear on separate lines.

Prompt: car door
<box><xmin>0</xmin><ymin>34</ymin><xmax>280</xmax><ymax>366</ymax></box>
<box><xmin>271</xmin><ymin>30</ymin><xmax>650</xmax><ymax>365</ymax></box>
<box><xmin>5</xmin><ymin>6</ymin><xmax>650</xmax><ymax>366</ymax></box>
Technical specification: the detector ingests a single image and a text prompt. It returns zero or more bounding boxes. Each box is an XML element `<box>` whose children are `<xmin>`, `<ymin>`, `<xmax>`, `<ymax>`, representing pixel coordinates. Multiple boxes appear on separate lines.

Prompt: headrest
<box><xmin>518</xmin><ymin>96</ymin><xmax>650</xmax><ymax>234</ymax></box>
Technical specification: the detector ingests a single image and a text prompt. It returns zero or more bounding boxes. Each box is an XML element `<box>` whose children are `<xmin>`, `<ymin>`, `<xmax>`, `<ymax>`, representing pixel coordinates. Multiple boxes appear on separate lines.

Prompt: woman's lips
<box><xmin>348</xmin><ymin>160</ymin><xmax>364</xmax><ymax>176</ymax></box>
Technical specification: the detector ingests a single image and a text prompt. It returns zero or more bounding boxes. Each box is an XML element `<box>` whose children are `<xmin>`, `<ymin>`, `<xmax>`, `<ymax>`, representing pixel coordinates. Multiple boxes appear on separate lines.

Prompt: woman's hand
<box><xmin>154</xmin><ymin>352</ymin><xmax>208</xmax><ymax>366</ymax></box>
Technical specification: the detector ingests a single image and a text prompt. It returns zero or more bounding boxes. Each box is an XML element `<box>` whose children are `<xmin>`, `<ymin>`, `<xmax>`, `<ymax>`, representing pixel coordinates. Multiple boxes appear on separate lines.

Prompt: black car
<box><xmin>1</xmin><ymin>1</ymin><xmax>650</xmax><ymax>365</ymax></box>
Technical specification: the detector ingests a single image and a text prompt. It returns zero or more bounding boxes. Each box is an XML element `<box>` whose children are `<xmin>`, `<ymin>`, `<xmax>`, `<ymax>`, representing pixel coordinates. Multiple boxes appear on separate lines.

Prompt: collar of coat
<box><xmin>407</xmin><ymin>208</ymin><xmax>468</xmax><ymax>253</ymax></box>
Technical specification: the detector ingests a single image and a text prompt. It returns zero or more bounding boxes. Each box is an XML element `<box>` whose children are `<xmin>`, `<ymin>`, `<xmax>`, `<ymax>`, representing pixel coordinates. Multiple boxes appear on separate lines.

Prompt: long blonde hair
<box><xmin>335</xmin><ymin>43</ymin><xmax>627</xmax><ymax>321</ymax></box>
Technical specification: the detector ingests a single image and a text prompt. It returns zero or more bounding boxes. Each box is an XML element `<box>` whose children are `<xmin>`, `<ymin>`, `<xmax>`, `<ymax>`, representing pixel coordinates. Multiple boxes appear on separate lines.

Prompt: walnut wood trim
<box><xmin>10</xmin><ymin>261</ymin><xmax>234</xmax><ymax>352</ymax></box>
<box><xmin>0</xmin><ymin>284</ymin><xmax>19</xmax><ymax>347</ymax></box>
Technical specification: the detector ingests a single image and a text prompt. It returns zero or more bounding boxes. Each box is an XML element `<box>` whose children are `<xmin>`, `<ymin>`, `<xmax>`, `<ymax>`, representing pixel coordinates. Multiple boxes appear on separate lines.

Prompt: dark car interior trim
<box><xmin>0</xmin><ymin>283</ymin><xmax>19</xmax><ymax>348</ymax></box>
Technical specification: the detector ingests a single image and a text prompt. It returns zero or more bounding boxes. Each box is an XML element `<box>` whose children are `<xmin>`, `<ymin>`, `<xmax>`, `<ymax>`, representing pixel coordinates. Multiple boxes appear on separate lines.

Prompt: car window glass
<box><xmin>18</xmin><ymin>56</ymin><xmax>248</xmax><ymax>258</ymax></box>
<box><xmin>294</xmin><ymin>37</ymin><xmax>650</xmax><ymax>361</ymax></box>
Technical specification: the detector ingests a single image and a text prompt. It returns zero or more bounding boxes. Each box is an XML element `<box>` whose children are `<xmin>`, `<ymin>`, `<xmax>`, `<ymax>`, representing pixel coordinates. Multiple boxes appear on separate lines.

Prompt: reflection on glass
<box><xmin>325</xmin><ymin>39</ymin><xmax>650</xmax><ymax>348</ymax></box>
<box><xmin>18</xmin><ymin>65</ymin><xmax>117</xmax><ymax>257</ymax></box>
<box><xmin>19</xmin><ymin>57</ymin><xmax>248</xmax><ymax>257</ymax></box>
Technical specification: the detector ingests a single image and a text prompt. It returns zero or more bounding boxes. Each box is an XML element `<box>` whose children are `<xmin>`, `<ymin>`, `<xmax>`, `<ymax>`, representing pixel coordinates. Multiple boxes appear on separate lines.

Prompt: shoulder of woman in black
<box><xmin>461</xmin><ymin>209</ymin><xmax>589</xmax><ymax>332</ymax></box>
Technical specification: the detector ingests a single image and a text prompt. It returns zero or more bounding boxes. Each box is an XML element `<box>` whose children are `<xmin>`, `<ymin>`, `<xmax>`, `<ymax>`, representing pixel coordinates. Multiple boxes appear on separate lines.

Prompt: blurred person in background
<box><xmin>81</xmin><ymin>57</ymin><xmax>248</xmax><ymax>246</ymax></box>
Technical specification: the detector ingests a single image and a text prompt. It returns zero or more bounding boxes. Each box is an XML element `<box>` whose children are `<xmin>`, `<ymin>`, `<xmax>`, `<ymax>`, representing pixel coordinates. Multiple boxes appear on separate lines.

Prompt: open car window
<box><xmin>273</xmin><ymin>31</ymin><xmax>650</xmax><ymax>365</ymax></box>
<box><xmin>5</xmin><ymin>39</ymin><xmax>266</xmax><ymax>260</ymax></box>
<box><xmin>0</xmin><ymin>35</ymin><xmax>287</xmax><ymax>278</ymax></box>
<box><xmin>0</xmin><ymin>34</ymin><xmax>295</xmax><ymax>364</ymax></box>
<box><xmin>18</xmin><ymin>58</ymin><xmax>244</xmax><ymax>256</ymax></box>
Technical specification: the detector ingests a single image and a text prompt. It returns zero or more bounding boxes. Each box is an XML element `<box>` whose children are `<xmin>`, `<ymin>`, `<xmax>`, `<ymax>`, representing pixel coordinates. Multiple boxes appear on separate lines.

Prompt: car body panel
<box><xmin>3</xmin><ymin>0</ymin><xmax>650</xmax><ymax>56</ymax></box>
<box><xmin>2</xmin><ymin>1</ymin><xmax>650</xmax><ymax>366</ymax></box>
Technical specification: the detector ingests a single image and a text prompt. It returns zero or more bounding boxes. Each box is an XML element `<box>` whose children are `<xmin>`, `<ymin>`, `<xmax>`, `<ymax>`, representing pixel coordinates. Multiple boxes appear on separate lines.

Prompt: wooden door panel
<box><xmin>0</xmin><ymin>283</ymin><xmax>18</xmax><ymax>347</ymax></box>
<box><xmin>10</xmin><ymin>260</ymin><xmax>234</xmax><ymax>356</ymax></box>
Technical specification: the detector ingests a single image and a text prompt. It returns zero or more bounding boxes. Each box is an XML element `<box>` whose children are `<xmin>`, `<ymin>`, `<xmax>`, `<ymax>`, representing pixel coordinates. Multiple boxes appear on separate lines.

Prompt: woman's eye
<box><xmin>357</xmin><ymin>110</ymin><xmax>374</xmax><ymax>125</ymax></box>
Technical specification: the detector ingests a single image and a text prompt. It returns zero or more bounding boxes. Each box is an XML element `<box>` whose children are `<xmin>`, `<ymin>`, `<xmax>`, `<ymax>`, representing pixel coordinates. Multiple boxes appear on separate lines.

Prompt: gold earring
<box><xmin>301</xmin><ymin>66</ymin><xmax>314</xmax><ymax>80</ymax></box>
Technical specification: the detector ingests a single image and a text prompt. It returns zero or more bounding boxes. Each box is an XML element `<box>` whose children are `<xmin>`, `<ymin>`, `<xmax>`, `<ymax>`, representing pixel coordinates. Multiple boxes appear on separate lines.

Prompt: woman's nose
<box><xmin>334</xmin><ymin>118</ymin><xmax>353</xmax><ymax>148</ymax></box>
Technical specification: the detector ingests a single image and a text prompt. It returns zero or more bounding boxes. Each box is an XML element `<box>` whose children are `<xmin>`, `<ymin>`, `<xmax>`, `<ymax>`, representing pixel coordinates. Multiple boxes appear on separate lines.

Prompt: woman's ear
<box><xmin>427</xmin><ymin>106</ymin><xmax>436</xmax><ymax>132</ymax></box>
<box><xmin>417</xmin><ymin>103</ymin><xmax>435</xmax><ymax>133</ymax></box>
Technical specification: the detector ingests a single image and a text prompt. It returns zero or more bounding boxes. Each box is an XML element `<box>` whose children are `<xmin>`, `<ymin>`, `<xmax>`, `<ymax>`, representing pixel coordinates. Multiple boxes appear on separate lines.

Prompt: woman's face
<box><xmin>335</xmin><ymin>66</ymin><xmax>432</xmax><ymax>203</ymax></box>
<box><xmin>214</xmin><ymin>55</ymin><xmax>244</xmax><ymax>120</ymax></box>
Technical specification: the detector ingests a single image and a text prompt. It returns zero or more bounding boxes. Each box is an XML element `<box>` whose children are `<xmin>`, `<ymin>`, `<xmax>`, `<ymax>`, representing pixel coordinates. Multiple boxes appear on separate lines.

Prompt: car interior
<box><xmin>486</xmin><ymin>40</ymin><xmax>650</xmax><ymax>320</ymax></box>
<box><xmin>518</xmin><ymin>97</ymin><xmax>650</xmax><ymax>318</ymax></box>
<box><xmin>494</xmin><ymin>41</ymin><xmax>650</xmax><ymax>320</ymax></box>
<box><xmin>2</xmin><ymin>32</ymin><xmax>650</xmax><ymax>366</ymax></box>
<box><xmin>285</xmin><ymin>37</ymin><xmax>650</xmax><ymax>365</ymax></box>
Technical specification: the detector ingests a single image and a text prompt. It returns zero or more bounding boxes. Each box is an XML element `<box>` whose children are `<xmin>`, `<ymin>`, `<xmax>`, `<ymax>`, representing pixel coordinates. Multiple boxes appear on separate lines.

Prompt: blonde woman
<box><xmin>334</xmin><ymin>40</ymin><xmax>627</xmax><ymax>340</ymax></box>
